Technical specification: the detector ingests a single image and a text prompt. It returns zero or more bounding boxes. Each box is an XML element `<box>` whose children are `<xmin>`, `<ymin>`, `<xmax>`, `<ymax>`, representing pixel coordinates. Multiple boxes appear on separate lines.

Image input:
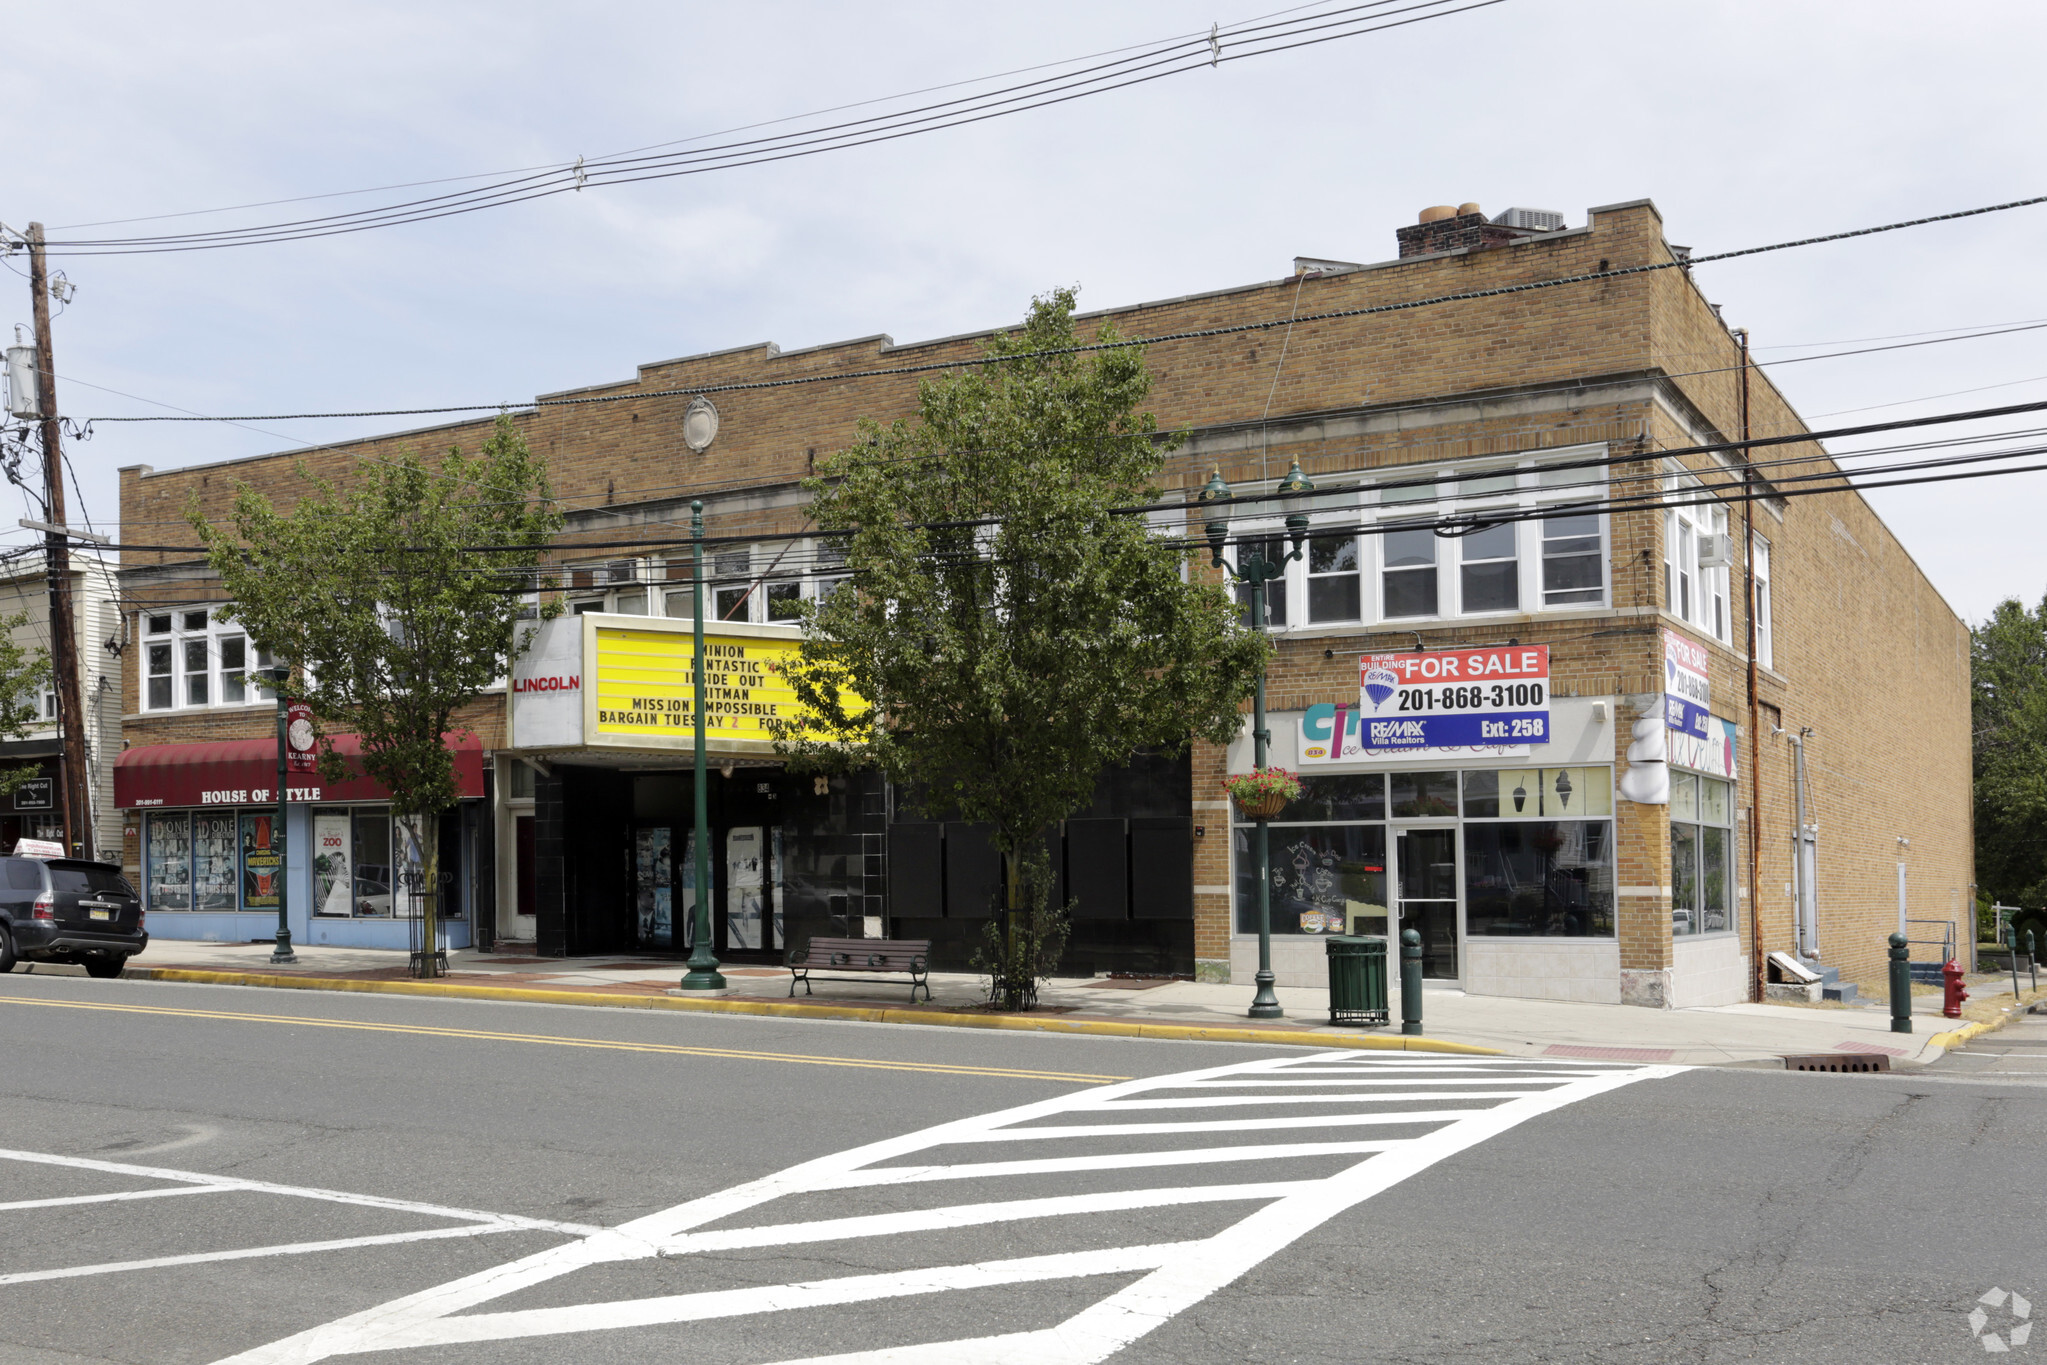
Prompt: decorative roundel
<box><xmin>682</xmin><ymin>396</ymin><xmax>720</xmax><ymax>453</ymax></box>
<box><xmin>287</xmin><ymin>717</ymin><xmax>316</xmax><ymax>753</ymax></box>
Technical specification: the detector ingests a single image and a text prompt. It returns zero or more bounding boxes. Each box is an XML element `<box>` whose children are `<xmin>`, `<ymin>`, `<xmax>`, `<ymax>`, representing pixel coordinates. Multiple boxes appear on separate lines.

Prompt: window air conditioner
<box><xmin>1695</xmin><ymin>534</ymin><xmax>1735</xmax><ymax>570</ymax></box>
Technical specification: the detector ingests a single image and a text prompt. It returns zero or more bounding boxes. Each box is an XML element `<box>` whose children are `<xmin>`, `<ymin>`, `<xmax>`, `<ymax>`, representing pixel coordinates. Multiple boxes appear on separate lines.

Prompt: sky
<box><xmin>6</xmin><ymin>0</ymin><xmax>2047</xmax><ymax>625</ymax></box>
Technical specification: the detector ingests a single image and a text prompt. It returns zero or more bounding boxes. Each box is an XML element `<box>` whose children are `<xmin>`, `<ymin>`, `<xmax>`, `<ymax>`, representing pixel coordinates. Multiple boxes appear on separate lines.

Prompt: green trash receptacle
<box><xmin>1326</xmin><ymin>935</ymin><xmax>1389</xmax><ymax>1027</ymax></box>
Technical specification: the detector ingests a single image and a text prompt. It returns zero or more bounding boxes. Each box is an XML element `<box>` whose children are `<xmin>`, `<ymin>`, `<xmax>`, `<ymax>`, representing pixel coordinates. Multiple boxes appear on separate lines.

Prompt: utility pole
<box><xmin>25</xmin><ymin>223</ymin><xmax>93</xmax><ymax>860</ymax></box>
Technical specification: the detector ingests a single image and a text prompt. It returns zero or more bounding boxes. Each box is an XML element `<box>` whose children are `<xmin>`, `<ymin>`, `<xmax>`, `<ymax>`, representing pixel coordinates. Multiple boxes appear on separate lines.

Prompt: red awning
<box><xmin>115</xmin><ymin>732</ymin><xmax>485</xmax><ymax>810</ymax></box>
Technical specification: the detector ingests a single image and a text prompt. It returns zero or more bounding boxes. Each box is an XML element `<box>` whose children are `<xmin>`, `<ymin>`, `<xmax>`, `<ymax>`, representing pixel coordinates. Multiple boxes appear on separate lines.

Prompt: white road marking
<box><xmin>120</xmin><ymin>1123</ymin><xmax>222</xmax><ymax>1155</ymax></box>
<box><xmin>652</xmin><ymin>1182</ymin><xmax>1312</xmax><ymax>1256</ymax></box>
<box><xmin>0</xmin><ymin>1224</ymin><xmax>521</xmax><ymax>1286</ymax></box>
<box><xmin>209</xmin><ymin>1053</ymin><xmax>1681</xmax><ymax>1364</ymax></box>
<box><xmin>0</xmin><ymin>1184</ymin><xmax>231</xmax><ymax>1212</ymax></box>
<box><xmin>1096</xmin><ymin>1089</ymin><xmax>1543</xmax><ymax>1109</ymax></box>
<box><xmin>0</xmin><ymin>1147</ymin><xmax>602</xmax><ymax>1236</ymax></box>
<box><xmin>806</xmin><ymin>1140</ymin><xmax>1401</xmax><ymax>1188</ymax></box>
<box><xmin>965</xmin><ymin>1107</ymin><xmax>1507</xmax><ymax>1140</ymax></box>
<box><xmin>388</xmin><ymin>1243</ymin><xmax>1201</xmax><ymax>1349</ymax></box>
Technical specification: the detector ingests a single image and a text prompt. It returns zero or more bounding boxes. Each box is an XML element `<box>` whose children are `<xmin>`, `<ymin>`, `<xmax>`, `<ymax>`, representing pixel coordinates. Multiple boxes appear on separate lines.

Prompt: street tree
<box><xmin>0</xmin><ymin>617</ymin><xmax>51</xmax><ymax>802</ymax></box>
<box><xmin>773</xmin><ymin>289</ymin><xmax>1269</xmax><ymax>1008</ymax></box>
<box><xmin>1973</xmin><ymin>593</ymin><xmax>2047</xmax><ymax>941</ymax></box>
<box><xmin>191</xmin><ymin>415</ymin><xmax>562</xmax><ymax>974</ymax></box>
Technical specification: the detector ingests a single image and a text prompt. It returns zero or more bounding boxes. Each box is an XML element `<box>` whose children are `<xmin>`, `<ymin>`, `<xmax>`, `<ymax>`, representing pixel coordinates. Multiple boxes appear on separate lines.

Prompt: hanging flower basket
<box><xmin>1224</xmin><ymin>767</ymin><xmax>1302</xmax><ymax>820</ymax></box>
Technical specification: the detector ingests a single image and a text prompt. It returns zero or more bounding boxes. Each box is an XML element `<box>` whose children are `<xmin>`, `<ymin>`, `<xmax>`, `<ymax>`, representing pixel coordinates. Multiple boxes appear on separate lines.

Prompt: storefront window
<box><xmin>1390</xmin><ymin>771</ymin><xmax>1457</xmax><ymax>818</ymax></box>
<box><xmin>1462</xmin><ymin>768</ymin><xmax>1615</xmax><ymax>938</ymax></box>
<box><xmin>145</xmin><ymin>811</ymin><xmax>192</xmax><ymax>911</ymax></box>
<box><xmin>191</xmin><ymin>812</ymin><xmax>239</xmax><ymax>912</ymax></box>
<box><xmin>353</xmin><ymin>807</ymin><xmax>393</xmax><ymax>917</ymax></box>
<box><xmin>1234</xmin><ymin>824</ymin><xmax>1387</xmax><ymax>936</ymax></box>
<box><xmin>241</xmin><ymin>812</ymin><xmax>284</xmax><ymax>911</ymax></box>
<box><xmin>313</xmin><ymin>810</ymin><xmax>353</xmax><ymax>916</ymax></box>
<box><xmin>395</xmin><ymin>814</ymin><xmax>428</xmax><ymax>919</ymax></box>
<box><xmin>1672</xmin><ymin>773</ymin><xmax>1735</xmax><ymax>935</ymax></box>
<box><xmin>1464</xmin><ymin>821</ymin><xmax>1615</xmax><ymax>938</ymax></box>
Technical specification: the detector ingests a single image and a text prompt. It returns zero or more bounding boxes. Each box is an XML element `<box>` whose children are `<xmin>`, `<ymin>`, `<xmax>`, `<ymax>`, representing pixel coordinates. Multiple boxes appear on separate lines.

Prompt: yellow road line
<box><xmin>0</xmin><ymin>996</ymin><xmax>1127</xmax><ymax>1084</ymax></box>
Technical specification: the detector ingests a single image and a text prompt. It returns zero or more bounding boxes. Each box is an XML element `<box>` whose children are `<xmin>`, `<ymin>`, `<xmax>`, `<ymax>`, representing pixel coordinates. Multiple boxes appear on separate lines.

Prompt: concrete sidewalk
<box><xmin>80</xmin><ymin>938</ymin><xmax>2039</xmax><ymax>1067</ymax></box>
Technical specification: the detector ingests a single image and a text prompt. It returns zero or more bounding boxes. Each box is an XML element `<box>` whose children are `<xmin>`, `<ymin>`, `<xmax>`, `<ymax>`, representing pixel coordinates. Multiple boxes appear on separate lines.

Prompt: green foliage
<box><xmin>773</xmin><ymin>288</ymin><xmax>1270</xmax><ymax>1006</ymax></box>
<box><xmin>0</xmin><ymin>614</ymin><xmax>50</xmax><ymax>797</ymax></box>
<box><xmin>1973</xmin><ymin>593</ymin><xmax>2047</xmax><ymax>906</ymax></box>
<box><xmin>1223</xmin><ymin>767</ymin><xmax>1303</xmax><ymax>806</ymax></box>
<box><xmin>190</xmin><ymin>415</ymin><xmax>563</xmax><ymax>818</ymax></box>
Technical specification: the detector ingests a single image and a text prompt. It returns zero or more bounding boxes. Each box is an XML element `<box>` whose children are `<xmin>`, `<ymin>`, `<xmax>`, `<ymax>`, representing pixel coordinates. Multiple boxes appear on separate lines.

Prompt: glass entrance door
<box><xmin>1395</xmin><ymin>826</ymin><xmax>1459</xmax><ymax>980</ymax></box>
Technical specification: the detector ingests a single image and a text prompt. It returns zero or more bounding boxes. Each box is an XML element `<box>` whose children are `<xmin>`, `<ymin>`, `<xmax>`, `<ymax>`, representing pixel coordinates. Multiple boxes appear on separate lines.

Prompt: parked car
<box><xmin>0</xmin><ymin>856</ymin><xmax>147</xmax><ymax>978</ymax></box>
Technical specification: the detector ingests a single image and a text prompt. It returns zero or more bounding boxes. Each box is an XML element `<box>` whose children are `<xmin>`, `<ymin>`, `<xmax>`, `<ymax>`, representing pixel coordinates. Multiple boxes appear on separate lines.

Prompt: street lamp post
<box><xmin>265</xmin><ymin>665</ymin><xmax>297</xmax><ymax>965</ymax></box>
<box><xmin>679</xmin><ymin>499</ymin><xmax>726</xmax><ymax>992</ymax></box>
<box><xmin>1199</xmin><ymin>460</ymin><xmax>1314</xmax><ymax>1021</ymax></box>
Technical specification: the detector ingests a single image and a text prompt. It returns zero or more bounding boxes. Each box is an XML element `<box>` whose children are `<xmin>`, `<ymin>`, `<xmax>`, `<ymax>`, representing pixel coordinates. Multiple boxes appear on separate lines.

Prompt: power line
<box><xmin>33</xmin><ymin>2</ymin><xmax>1499</xmax><ymax>257</ymax></box>
<box><xmin>49</xmin><ymin>1</ymin><xmax>1340</xmax><ymax>235</ymax></box>
<box><xmin>81</xmin><ymin>192</ymin><xmax>2047</xmax><ymax>427</ymax></box>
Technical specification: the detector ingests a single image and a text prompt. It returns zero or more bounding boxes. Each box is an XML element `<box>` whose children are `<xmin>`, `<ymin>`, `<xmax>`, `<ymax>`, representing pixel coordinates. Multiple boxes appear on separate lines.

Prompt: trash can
<box><xmin>1325</xmin><ymin>935</ymin><xmax>1389</xmax><ymax>1027</ymax></box>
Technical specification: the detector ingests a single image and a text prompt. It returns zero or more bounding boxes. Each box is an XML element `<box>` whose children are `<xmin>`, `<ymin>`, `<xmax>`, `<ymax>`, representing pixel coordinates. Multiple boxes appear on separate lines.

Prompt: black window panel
<box><xmin>1130</xmin><ymin>818</ymin><xmax>1192</xmax><ymax>921</ymax></box>
<box><xmin>1066</xmin><ymin>818</ymin><xmax>1128</xmax><ymax>920</ymax></box>
<box><xmin>942</xmin><ymin>821</ymin><xmax>1001</xmax><ymax>918</ymax></box>
<box><xmin>886</xmin><ymin>823</ymin><xmax>943</xmax><ymax>918</ymax></box>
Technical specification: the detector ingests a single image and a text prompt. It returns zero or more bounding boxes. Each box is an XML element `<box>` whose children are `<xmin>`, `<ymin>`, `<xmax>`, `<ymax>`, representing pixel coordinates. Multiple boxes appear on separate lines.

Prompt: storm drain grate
<box><xmin>1783</xmin><ymin>1052</ymin><xmax>1893</xmax><ymax>1073</ymax></box>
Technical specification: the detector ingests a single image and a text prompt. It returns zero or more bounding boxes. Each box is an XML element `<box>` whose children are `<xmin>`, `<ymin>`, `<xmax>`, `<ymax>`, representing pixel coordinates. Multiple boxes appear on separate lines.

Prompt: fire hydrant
<box><xmin>1942</xmin><ymin>959</ymin><xmax>1969</xmax><ymax>1019</ymax></box>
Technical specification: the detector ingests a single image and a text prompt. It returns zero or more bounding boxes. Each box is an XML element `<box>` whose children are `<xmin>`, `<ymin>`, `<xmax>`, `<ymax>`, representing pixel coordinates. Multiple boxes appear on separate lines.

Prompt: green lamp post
<box><xmin>678</xmin><ymin>499</ymin><xmax>726</xmax><ymax>992</ymax></box>
<box><xmin>264</xmin><ymin>664</ymin><xmax>297</xmax><ymax>966</ymax></box>
<box><xmin>1199</xmin><ymin>459</ymin><xmax>1314</xmax><ymax>1020</ymax></box>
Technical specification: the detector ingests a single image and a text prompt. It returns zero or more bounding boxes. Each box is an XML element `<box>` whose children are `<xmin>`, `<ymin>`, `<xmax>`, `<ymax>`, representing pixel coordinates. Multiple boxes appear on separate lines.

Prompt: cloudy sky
<box><xmin>7</xmin><ymin>0</ymin><xmax>2046</xmax><ymax>623</ymax></box>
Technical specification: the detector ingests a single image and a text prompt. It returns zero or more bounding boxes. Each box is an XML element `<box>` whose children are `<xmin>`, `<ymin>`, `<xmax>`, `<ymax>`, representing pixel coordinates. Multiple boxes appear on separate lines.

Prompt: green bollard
<box><xmin>1888</xmin><ymin>932</ymin><xmax>1913</xmax><ymax>1035</ymax></box>
<box><xmin>1400</xmin><ymin>928</ymin><xmax>1424</xmax><ymax>1037</ymax></box>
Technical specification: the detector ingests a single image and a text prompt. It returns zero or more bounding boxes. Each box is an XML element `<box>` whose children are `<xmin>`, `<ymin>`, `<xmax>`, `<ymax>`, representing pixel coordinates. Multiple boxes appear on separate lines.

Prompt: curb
<box><xmin>125</xmin><ymin>966</ymin><xmax>1500</xmax><ymax>1055</ymax></box>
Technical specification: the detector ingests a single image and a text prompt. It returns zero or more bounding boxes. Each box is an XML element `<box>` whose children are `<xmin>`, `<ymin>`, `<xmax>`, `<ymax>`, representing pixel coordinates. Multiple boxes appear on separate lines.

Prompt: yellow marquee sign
<box><xmin>583</xmin><ymin>616</ymin><xmax>849</xmax><ymax>754</ymax></box>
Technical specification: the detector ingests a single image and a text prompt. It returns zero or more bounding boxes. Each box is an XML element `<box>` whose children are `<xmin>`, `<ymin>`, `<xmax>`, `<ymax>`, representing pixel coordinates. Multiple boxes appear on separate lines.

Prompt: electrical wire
<box><xmin>34</xmin><ymin>2</ymin><xmax>1498</xmax><ymax>257</ymax></box>
<box><xmin>80</xmin><ymin>195</ymin><xmax>2047</xmax><ymax>427</ymax></box>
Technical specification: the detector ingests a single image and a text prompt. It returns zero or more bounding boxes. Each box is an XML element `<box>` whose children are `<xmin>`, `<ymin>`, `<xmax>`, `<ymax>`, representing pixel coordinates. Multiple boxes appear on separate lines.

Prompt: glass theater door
<box><xmin>1394</xmin><ymin>827</ymin><xmax>1459</xmax><ymax>980</ymax></box>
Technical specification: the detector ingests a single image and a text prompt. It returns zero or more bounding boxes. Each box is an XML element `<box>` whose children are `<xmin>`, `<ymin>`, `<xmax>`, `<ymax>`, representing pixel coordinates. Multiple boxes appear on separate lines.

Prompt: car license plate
<box><xmin>89</xmin><ymin>909</ymin><xmax>110</xmax><ymax>921</ymax></box>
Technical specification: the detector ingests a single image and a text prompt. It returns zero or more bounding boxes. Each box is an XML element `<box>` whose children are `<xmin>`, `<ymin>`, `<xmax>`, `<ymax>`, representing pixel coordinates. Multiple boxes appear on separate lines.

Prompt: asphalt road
<box><xmin>0</xmin><ymin>975</ymin><xmax>2042</xmax><ymax>1364</ymax></box>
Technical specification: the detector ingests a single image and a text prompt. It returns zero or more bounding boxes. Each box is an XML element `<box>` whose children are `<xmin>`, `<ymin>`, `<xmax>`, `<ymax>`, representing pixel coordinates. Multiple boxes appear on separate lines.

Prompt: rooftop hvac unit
<box><xmin>1491</xmin><ymin>206</ymin><xmax>1566</xmax><ymax>232</ymax></box>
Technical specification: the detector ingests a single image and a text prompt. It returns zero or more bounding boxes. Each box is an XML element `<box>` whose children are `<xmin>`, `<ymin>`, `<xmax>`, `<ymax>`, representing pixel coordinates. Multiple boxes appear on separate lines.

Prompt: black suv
<box><xmin>0</xmin><ymin>857</ymin><xmax>147</xmax><ymax>977</ymax></box>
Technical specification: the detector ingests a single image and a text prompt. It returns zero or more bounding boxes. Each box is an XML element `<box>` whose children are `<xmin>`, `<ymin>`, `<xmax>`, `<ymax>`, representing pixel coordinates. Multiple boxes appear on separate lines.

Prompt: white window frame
<box><xmin>139</xmin><ymin>607</ymin><xmax>274</xmax><ymax>713</ymax></box>
<box><xmin>1664</xmin><ymin>472</ymin><xmax>1732</xmax><ymax>644</ymax></box>
<box><xmin>1752</xmin><ymin>534</ymin><xmax>1773</xmax><ymax>670</ymax></box>
<box><xmin>1238</xmin><ymin>455</ymin><xmax>1611</xmax><ymax>634</ymax></box>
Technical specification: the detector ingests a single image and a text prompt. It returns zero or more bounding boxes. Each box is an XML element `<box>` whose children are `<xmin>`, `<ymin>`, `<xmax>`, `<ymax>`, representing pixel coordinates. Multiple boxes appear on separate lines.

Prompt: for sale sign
<box><xmin>1357</xmin><ymin>645</ymin><xmax>1550</xmax><ymax>750</ymax></box>
<box><xmin>1662</xmin><ymin>630</ymin><xmax>1712</xmax><ymax>741</ymax></box>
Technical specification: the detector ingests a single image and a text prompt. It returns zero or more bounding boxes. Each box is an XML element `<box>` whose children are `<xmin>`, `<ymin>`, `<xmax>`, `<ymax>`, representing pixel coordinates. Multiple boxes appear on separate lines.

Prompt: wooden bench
<box><xmin>788</xmin><ymin>936</ymin><xmax>931</xmax><ymax>1004</ymax></box>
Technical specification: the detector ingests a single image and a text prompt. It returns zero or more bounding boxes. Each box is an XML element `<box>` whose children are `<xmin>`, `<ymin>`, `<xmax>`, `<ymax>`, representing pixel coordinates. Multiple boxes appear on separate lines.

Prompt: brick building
<box><xmin>112</xmin><ymin>197</ymin><xmax>1971</xmax><ymax>1001</ymax></box>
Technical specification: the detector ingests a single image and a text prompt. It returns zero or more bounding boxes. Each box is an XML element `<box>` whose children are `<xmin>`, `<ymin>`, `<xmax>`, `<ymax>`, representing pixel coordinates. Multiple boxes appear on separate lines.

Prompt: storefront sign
<box><xmin>1298</xmin><ymin>702</ymin><xmax>1529</xmax><ymax>763</ymax></box>
<box><xmin>1355</xmin><ymin>645</ymin><xmax>1550</xmax><ymax>751</ymax></box>
<box><xmin>1662</xmin><ymin>630</ymin><xmax>1736</xmax><ymax>779</ymax></box>
<box><xmin>10</xmin><ymin>776</ymin><xmax>51</xmax><ymax>810</ymax></box>
<box><xmin>1662</xmin><ymin>630</ymin><xmax>1712</xmax><ymax>742</ymax></box>
<box><xmin>510</xmin><ymin>614</ymin><xmax>860</xmax><ymax>756</ymax></box>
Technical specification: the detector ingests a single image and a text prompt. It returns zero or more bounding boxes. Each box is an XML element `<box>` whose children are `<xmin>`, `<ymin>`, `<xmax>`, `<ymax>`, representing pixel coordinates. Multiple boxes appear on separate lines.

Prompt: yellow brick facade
<box><xmin>116</xmin><ymin>198</ymin><xmax>1972</xmax><ymax>997</ymax></box>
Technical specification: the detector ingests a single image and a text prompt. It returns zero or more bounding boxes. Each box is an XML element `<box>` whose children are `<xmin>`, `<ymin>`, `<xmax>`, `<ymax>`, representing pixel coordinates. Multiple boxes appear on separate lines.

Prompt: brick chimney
<box><xmin>1394</xmin><ymin>202</ymin><xmax>1559</xmax><ymax>258</ymax></box>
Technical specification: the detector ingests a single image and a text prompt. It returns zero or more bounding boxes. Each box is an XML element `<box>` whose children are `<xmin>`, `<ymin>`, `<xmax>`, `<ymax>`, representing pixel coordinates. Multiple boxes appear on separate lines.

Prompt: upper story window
<box><xmin>1752</xmin><ymin>535</ymin><xmax>1773</xmax><ymax>669</ymax></box>
<box><xmin>1664</xmin><ymin>474</ymin><xmax>1732</xmax><ymax>644</ymax></box>
<box><xmin>1230</xmin><ymin>453</ymin><xmax>1611</xmax><ymax>634</ymax></box>
<box><xmin>140</xmin><ymin>608</ymin><xmax>274</xmax><ymax>712</ymax></box>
